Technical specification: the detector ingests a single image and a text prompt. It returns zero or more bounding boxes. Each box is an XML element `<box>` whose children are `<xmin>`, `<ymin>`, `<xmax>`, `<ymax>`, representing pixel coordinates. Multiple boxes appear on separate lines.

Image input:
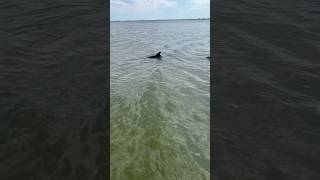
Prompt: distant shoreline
<box><xmin>110</xmin><ymin>18</ymin><xmax>210</xmax><ymax>22</ymax></box>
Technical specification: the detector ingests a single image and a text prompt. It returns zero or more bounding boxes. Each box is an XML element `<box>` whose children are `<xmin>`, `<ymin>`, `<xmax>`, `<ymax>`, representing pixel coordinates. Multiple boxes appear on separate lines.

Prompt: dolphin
<box><xmin>148</xmin><ymin>52</ymin><xmax>162</xmax><ymax>59</ymax></box>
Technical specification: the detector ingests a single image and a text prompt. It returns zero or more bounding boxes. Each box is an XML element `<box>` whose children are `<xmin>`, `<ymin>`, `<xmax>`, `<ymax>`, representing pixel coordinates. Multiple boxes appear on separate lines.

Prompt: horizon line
<box><xmin>110</xmin><ymin>18</ymin><xmax>210</xmax><ymax>22</ymax></box>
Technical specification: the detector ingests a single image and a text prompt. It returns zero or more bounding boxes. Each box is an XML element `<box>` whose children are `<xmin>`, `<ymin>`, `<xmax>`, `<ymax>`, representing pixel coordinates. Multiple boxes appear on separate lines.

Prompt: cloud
<box><xmin>111</xmin><ymin>0</ymin><xmax>177</xmax><ymax>14</ymax></box>
<box><xmin>190</xmin><ymin>0</ymin><xmax>209</xmax><ymax>9</ymax></box>
<box><xmin>111</xmin><ymin>0</ymin><xmax>209</xmax><ymax>20</ymax></box>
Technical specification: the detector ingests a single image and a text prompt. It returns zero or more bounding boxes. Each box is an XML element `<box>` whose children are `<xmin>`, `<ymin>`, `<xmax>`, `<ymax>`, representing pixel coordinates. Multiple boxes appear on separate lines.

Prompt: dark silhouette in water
<box><xmin>148</xmin><ymin>52</ymin><xmax>162</xmax><ymax>59</ymax></box>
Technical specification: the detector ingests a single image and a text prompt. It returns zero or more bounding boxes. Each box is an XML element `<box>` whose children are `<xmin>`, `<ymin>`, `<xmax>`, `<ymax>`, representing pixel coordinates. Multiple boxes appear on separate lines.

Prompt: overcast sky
<box><xmin>111</xmin><ymin>0</ymin><xmax>210</xmax><ymax>21</ymax></box>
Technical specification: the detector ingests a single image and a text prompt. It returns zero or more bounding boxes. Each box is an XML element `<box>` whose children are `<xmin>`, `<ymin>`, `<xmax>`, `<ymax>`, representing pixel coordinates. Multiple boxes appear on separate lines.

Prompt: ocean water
<box><xmin>0</xmin><ymin>1</ymin><xmax>108</xmax><ymax>179</ymax></box>
<box><xmin>213</xmin><ymin>0</ymin><xmax>320</xmax><ymax>179</ymax></box>
<box><xmin>110</xmin><ymin>20</ymin><xmax>210</xmax><ymax>180</ymax></box>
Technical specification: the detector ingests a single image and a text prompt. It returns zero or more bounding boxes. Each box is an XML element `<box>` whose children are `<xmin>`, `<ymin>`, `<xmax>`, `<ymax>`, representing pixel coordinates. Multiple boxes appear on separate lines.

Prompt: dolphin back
<box><xmin>148</xmin><ymin>51</ymin><xmax>162</xmax><ymax>58</ymax></box>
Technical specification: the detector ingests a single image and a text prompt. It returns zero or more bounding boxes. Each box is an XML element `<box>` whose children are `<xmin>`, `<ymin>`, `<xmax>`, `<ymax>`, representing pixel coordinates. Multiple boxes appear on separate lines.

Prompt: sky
<box><xmin>111</xmin><ymin>0</ymin><xmax>210</xmax><ymax>21</ymax></box>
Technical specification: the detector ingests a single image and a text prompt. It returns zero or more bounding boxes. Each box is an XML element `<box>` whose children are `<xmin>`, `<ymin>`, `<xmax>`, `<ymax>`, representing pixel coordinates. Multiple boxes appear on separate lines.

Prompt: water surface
<box><xmin>0</xmin><ymin>1</ymin><xmax>108</xmax><ymax>179</ymax></box>
<box><xmin>213</xmin><ymin>0</ymin><xmax>320</xmax><ymax>179</ymax></box>
<box><xmin>111</xmin><ymin>20</ymin><xmax>210</xmax><ymax>180</ymax></box>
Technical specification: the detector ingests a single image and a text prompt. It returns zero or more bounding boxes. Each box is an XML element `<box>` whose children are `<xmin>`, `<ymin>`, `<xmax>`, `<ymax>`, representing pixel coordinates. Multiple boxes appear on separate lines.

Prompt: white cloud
<box><xmin>191</xmin><ymin>0</ymin><xmax>209</xmax><ymax>9</ymax></box>
<box><xmin>111</xmin><ymin>0</ymin><xmax>177</xmax><ymax>14</ymax></box>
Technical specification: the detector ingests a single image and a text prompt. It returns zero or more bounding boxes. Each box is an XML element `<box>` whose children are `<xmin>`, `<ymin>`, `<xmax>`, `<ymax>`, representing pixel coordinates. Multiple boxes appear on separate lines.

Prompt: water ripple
<box><xmin>111</xmin><ymin>20</ymin><xmax>210</xmax><ymax>180</ymax></box>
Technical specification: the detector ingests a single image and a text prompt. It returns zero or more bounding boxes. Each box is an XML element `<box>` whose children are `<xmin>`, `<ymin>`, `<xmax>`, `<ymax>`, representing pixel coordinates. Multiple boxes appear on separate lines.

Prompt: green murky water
<box><xmin>111</xmin><ymin>20</ymin><xmax>210</xmax><ymax>180</ymax></box>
